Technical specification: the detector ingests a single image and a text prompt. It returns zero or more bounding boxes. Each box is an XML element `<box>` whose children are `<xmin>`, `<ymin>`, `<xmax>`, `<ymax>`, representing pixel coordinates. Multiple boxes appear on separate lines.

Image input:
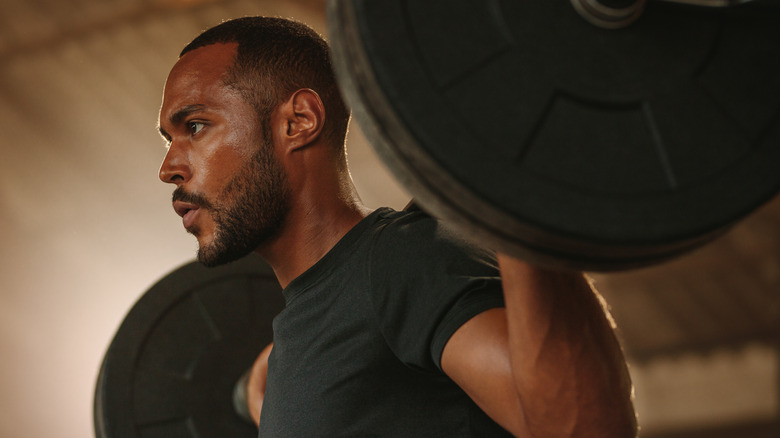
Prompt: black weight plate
<box><xmin>328</xmin><ymin>0</ymin><xmax>780</xmax><ymax>270</ymax></box>
<box><xmin>94</xmin><ymin>254</ymin><xmax>284</xmax><ymax>438</ymax></box>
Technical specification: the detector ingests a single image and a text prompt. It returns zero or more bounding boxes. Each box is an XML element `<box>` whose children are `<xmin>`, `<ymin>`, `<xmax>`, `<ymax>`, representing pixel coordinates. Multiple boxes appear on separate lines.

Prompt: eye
<box><xmin>188</xmin><ymin>121</ymin><xmax>206</xmax><ymax>136</ymax></box>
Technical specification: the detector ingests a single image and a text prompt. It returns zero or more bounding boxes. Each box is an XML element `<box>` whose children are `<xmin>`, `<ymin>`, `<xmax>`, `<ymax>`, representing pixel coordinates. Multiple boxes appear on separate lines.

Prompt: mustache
<box><xmin>172</xmin><ymin>186</ymin><xmax>214</xmax><ymax>210</ymax></box>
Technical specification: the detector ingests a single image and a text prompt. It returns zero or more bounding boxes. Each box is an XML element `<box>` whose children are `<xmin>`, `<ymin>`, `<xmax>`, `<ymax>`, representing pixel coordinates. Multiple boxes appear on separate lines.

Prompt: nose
<box><xmin>158</xmin><ymin>142</ymin><xmax>192</xmax><ymax>184</ymax></box>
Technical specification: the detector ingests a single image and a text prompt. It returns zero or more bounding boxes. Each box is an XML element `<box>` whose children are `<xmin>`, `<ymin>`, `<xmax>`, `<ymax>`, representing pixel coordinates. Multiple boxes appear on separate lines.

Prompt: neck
<box><xmin>255</xmin><ymin>159</ymin><xmax>372</xmax><ymax>288</ymax></box>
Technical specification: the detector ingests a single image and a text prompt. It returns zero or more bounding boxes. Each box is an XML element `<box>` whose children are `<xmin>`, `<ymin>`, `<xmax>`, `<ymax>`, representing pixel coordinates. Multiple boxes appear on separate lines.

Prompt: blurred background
<box><xmin>0</xmin><ymin>0</ymin><xmax>777</xmax><ymax>437</ymax></box>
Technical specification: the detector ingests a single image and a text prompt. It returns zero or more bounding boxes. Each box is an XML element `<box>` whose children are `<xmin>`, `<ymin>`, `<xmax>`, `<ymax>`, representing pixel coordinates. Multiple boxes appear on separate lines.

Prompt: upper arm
<box><xmin>441</xmin><ymin>307</ymin><xmax>529</xmax><ymax>437</ymax></box>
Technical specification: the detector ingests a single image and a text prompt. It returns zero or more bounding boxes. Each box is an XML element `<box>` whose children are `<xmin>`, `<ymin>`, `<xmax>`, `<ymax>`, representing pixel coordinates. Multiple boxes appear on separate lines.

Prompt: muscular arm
<box><xmin>441</xmin><ymin>254</ymin><xmax>637</xmax><ymax>437</ymax></box>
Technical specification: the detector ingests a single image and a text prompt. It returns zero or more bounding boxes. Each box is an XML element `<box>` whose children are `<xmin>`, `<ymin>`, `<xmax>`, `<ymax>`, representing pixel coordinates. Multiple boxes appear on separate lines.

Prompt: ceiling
<box><xmin>0</xmin><ymin>0</ymin><xmax>776</xmax><ymax>437</ymax></box>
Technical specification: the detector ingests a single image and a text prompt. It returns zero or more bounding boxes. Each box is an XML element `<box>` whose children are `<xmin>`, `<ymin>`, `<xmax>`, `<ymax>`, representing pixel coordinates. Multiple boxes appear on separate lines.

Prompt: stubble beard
<box><xmin>196</xmin><ymin>133</ymin><xmax>291</xmax><ymax>267</ymax></box>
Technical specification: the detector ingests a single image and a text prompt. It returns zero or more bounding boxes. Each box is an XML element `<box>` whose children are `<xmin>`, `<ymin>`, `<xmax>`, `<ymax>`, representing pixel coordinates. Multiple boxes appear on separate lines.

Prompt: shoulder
<box><xmin>365</xmin><ymin>207</ymin><xmax>504</xmax><ymax>371</ymax></box>
<box><xmin>370</xmin><ymin>207</ymin><xmax>498</xmax><ymax>274</ymax></box>
<box><xmin>370</xmin><ymin>210</ymin><xmax>498</xmax><ymax>280</ymax></box>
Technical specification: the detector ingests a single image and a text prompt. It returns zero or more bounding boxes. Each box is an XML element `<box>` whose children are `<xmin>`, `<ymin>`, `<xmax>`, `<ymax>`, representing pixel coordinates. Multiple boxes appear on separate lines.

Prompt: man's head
<box><xmin>180</xmin><ymin>16</ymin><xmax>350</xmax><ymax>150</ymax></box>
<box><xmin>158</xmin><ymin>17</ymin><xmax>348</xmax><ymax>266</ymax></box>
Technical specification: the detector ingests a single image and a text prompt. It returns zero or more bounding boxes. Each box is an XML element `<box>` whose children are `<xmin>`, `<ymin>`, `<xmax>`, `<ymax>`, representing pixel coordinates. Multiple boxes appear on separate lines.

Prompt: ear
<box><xmin>274</xmin><ymin>88</ymin><xmax>326</xmax><ymax>153</ymax></box>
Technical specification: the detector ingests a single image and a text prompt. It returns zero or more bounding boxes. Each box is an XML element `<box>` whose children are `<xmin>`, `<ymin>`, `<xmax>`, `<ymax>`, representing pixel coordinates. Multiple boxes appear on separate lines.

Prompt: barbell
<box><xmin>95</xmin><ymin>0</ymin><xmax>780</xmax><ymax>436</ymax></box>
<box><xmin>329</xmin><ymin>0</ymin><xmax>780</xmax><ymax>270</ymax></box>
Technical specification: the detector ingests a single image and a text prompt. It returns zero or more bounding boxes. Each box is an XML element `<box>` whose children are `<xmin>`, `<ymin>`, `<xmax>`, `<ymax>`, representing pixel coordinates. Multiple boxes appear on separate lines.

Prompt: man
<box><xmin>158</xmin><ymin>17</ymin><xmax>637</xmax><ymax>437</ymax></box>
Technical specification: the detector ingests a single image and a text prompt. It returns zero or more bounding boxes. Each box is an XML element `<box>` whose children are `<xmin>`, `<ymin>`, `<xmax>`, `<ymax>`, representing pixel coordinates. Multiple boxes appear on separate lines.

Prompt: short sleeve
<box><xmin>368</xmin><ymin>210</ymin><xmax>505</xmax><ymax>372</ymax></box>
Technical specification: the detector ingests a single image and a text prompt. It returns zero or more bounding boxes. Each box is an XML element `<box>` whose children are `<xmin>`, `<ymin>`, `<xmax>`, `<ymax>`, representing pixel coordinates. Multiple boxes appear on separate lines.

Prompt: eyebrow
<box><xmin>157</xmin><ymin>104</ymin><xmax>207</xmax><ymax>140</ymax></box>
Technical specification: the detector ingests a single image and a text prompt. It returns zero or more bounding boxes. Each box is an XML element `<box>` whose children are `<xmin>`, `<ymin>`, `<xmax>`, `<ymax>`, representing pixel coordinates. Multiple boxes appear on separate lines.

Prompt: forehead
<box><xmin>160</xmin><ymin>43</ymin><xmax>240</xmax><ymax>117</ymax></box>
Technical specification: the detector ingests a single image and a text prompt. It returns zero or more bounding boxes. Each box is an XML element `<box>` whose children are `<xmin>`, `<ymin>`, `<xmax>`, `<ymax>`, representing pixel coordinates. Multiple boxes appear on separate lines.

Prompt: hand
<box><xmin>246</xmin><ymin>342</ymin><xmax>274</xmax><ymax>426</ymax></box>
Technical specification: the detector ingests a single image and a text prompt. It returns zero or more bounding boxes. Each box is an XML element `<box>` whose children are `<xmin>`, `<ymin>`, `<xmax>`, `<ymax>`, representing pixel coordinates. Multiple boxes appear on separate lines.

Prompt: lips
<box><xmin>173</xmin><ymin>201</ymin><xmax>201</xmax><ymax>230</ymax></box>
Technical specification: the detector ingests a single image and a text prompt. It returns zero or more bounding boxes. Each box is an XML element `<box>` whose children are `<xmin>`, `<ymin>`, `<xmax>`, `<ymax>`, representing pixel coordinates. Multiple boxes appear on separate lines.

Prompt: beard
<box><xmin>173</xmin><ymin>132</ymin><xmax>291</xmax><ymax>267</ymax></box>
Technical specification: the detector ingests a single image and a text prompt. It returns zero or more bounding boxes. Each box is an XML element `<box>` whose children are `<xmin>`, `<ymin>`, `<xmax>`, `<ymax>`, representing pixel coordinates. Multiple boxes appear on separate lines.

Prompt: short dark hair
<box><xmin>181</xmin><ymin>17</ymin><xmax>350</xmax><ymax>151</ymax></box>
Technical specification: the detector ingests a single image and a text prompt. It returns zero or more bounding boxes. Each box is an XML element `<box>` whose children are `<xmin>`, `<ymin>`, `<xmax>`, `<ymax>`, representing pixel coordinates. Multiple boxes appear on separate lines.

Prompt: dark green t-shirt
<box><xmin>258</xmin><ymin>208</ymin><xmax>511</xmax><ymax>437</ymax></box>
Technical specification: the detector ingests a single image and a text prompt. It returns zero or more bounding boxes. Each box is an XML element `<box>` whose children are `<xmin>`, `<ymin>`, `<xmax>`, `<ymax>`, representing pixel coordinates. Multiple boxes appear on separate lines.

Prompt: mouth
<box><xmin>173</xmin><ymin>201</ymin><xmax>201</xmax><ymax>230</ymax></box>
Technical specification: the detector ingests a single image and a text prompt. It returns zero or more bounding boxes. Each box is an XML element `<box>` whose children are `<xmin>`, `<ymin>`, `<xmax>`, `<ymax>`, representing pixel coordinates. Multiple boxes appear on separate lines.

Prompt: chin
<box><xmin>196</xmin><ymin>239</ymin><xmax>255</xmax><ymax>268</ymax></box>
<box><xmin>197</xmin><ymin>247</ymin><xmax>226</xmax><ymax>267</ymax></box>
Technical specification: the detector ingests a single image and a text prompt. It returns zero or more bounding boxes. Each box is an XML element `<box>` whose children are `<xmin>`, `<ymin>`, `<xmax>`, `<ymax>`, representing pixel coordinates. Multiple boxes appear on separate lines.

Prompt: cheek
<box><xmin>228</xmin><ymin>118</ymin><xmax>266</xmax><ymax>160</ymax></box>
<box><xmin>193</xmin><ymin>131</ymin><xmax>250</xmax><ymax>190</ymax></box>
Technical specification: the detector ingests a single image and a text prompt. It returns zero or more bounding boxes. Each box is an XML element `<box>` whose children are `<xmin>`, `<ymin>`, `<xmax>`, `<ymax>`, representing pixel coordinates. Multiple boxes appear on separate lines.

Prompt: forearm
<box><xmin>247</xmin><ymin>342</ymin><xmax>274</xmax><ymax>426</ymax></box>
<box><xmin>497</xmin><ymin>254</ymin><xmax>637</xmax><ymax>438</ymax></box>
